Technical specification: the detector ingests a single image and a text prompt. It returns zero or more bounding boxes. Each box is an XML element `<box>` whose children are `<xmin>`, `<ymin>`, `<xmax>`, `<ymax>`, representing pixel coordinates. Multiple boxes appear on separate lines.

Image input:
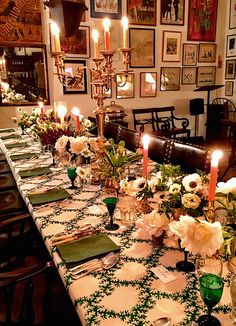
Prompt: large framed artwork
<box><xmin>90</xmin><ymin>0</ymin><xmax>122</xmax><ymax>19</ymax></box>
<box><xmin>127</xmin><ymin>0</ymin><xmax>156</xmax><ymax>26</ymax></box>
<box><xmin>187</xmin><ymin>0</ymin><xmax>218</xmax><ymax>42</ymax></box>
<box><xmin>129</xmin><ymin>28</ymin><xmax>155</xmax><ymax>68</ymax></box>
<box><xmin>182</xmin><ymin>43</ymin><xmax>198</xmax><ymax>65</ymax></box>
<box><xmin>230</xmin><ymin>0</ymin><xmax>236</xmax><ymax>29</ymax></box>
<box><xmin>197</xmin><ymin>66</ymin><xmax>216</xmax><ymax>87</ymax></box>
<box><xmin>0</xmin><ymin>0</ymin><xmax>42</xmax><ymax>44</ymax></box>
<box><xmin>161</xmin><ymin>0</ymin><xmax>185</xmax><ymax>26</ymax></box>
<box><xmin>162</xmin><ymin>31</ymin><xmax>182</xmax><ymax>62</ymax></box>
<box><xmin>140</xmin><ymin>72</ymin><xmax>157</xmax><ymax>97</ymax></box>
<box><xmin>226</xmin><ymin>34</ymin><xmax>236</xmax><ymax>57</ymax></box>
<box><xmin>60</xmin><ymin>26</ymin><xmax>90</xmax><ymax>58</ymax></box>
<box><xmin>160</xmin><ymin>67</ymin><xmax>181</xmax><ymax>91</ymax></box>
<box><xmin>63</xmin><ymin>60</ymin><xmax>87</xmax><ymax>94</ymax></box>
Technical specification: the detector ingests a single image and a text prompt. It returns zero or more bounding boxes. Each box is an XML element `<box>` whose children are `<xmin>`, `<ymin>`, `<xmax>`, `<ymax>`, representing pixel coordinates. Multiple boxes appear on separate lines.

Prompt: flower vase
<box><xmin>104</xmin><ymin>177</ymin><xmax>120</xmax><ymax>194</ymax></box>
<box><xmin>171</xmin><ymin>208</ymin><xmax>185</xmax><ymax>220</ymax></box>
<box><xmin>137</xmin><ymin>198</ymin><xmax>153</xmax><ymax>214</ymax></box>
<box><xmin>152</xmin><ymin>231</ymin><xmax>166</xmax><ymax>248</ymax></box>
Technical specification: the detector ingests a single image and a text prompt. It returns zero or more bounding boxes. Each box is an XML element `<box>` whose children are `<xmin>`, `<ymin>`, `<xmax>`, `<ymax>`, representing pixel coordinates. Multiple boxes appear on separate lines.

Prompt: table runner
<box><xmin>0</xmin><ymin>128</ymin><xmax>232</xmax><ymax>326</ymax></box>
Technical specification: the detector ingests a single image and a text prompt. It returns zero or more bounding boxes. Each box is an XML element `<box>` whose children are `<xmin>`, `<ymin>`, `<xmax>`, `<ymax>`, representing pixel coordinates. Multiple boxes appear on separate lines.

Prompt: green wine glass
<box><xmin>103</xmin><ymin>197</ymin><xmax>119</xmax><ymax>231</ymax></box>
<box><xmin>198</xmin><ymin>273</ymin><xmax>224</xmax><ymax>326</ymax></box>
<box><xmin>67</xmin><ymin>167</ymin><xmax>78</xmax><ymax>189</ymax></box>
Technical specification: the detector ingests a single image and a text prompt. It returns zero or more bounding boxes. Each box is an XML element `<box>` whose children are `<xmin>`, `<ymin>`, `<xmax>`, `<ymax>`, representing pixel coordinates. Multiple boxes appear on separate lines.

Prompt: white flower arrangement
<box><xmin>76</xmin><ymin>166</ymin><xmax>91</xmax><ymax>183</ymax></box>
<box><xmin>216</xmin><ymin>177</ymin><xmax>236</xmax><ymax>223</ymax></box>
<box><xmin>169</xmin><ymin>215</ymin><xmax>224</xmax><ymax>258</ymax></box>
<box><xmin>136</xmin><ymin>209</ymin><xmax>169</xmax><ymax>238</ymax></box>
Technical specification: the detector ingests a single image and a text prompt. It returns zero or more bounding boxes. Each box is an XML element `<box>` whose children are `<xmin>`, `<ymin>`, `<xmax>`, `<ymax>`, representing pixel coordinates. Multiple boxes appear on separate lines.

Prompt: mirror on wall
<box><xmin>0</xmin><ymin>45</ymin><xmax>49</xmax><ymax>106</ymax></box>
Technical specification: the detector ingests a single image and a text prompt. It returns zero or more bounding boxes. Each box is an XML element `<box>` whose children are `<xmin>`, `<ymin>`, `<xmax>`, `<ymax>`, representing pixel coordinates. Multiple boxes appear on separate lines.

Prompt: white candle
<box><xmin>57</xmin><ymin>104</ymin><xmax>67</xmax><ymax>126</ymax></box>
<box><xmin>208</xmin><ymin>150</ymin><xmax>223</xmax><ymax>201</ymax></box>
<box><xmin>92</xmin><ymin>29</ymin><xmax>99</xmax><ymax>59</ymax></box>
<box><xmin>122</xmin><ymin>17</ymin><xmax>129</xmax><ymax>49</ymax></box>
<box><xmin>142</xmin><ymin>134</ymin><xmax>151</xmax><ymax>177</ymax></box>
<box><xmin>51</xmin><ymin>22</ymin><xmax>61</xmax><ymax>52</ymax></box>
<box><xmin>38</xmin><ymin>101</ymin><xmax>44</xmax><ymax>117</ymax></box>
<box><xmin>103</xmin><ymin>18</ymin><xmax>111</xmax><ymax>51</ymax></box>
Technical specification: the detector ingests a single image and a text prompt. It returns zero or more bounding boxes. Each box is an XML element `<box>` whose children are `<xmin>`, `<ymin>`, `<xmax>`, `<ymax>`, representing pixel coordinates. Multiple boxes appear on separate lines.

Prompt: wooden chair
<box><xmin>104</xmin><ymin>122</ymin><xmax>121</xmax><ymax>143</ymax></box>
<box><xmin>168</xmin><ymin>140</ymin><xmax>211</xmax><ymax>173</ymax></box>
<box><xmin>118</xmin><ymin>127</ymin><xmax>141</xmax><ymax>152</ymax></box>
<box><xmin>147</xmin><ymin>136</ymin><xmax>172</xmax><ymax>164</ymax></box>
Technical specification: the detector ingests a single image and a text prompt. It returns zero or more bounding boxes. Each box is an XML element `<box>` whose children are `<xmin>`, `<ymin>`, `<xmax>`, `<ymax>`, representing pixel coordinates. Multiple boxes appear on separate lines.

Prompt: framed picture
<box><xmin>60</xmin><ymin>26</ymin><xmax>90</xmax><ymax>58</ymax></box>
<box><xmin>225</xmin><ymin>81</ymin><xmax>234</xmax><ymax>96</ymax></box>
<box><xmin>160</xmin><ymin>67</ymin><xmax>181</xmax><ymax>91</ymax></box>
<box><xmin>226</xmin><ymin>34</ymin><xmax>236</xmax><ymax>57</ymax></box>
<box><xmin>225</xmin><ymin>59</ymin><xmax>236</xmax><ymax>79</ymax></box>
<box><xmin>162</xmin><ymin>31</ymin><xmax>182</xmax><ymax>62</ymax></box>
<box><xmin>129</xmin><ymin>28</ymin><xmax>155</xmax><ymax>68</ymax></box>
<box><xmin>63</xmin><ymin>59</ymin><xmax>87</xmax><ymax>94</ymax></box>
<box><xmin>0</xmin><ymin>0</ymin><xmax>42</xmax><ymax>44</ymax></box>
<box><xmin>140</xmin><ymin>72</ymin><xmax>157</xmax><ymax>97</ymax></box>
<box><xmin>230</xmin><ymin>0</ymin><xmax>236</xmax><ymax>29</ymax></box>
<box><xmin>90</xmin><ymin>0</ymin><xmax>122</xmax><ymax>19</ymax></box>
<box><xmin>116</xmin><ymin>73</ymin><xmax>134</xmax><ymax>99</ymax></box>
<box><xmin>187</xmin><ymin>0</ymin><xmax>218</xmax><ymax>42</ymax></box>
<box><xmin>197</xmin><ymin>66</ymin><xmax>216</xmax><ymax>87</ymax></box>
<box><xmin>90</xmin><ymin>72</ymin><xmax>112</xmax><ymax>99</ymax></box>
<box><xmin>182</xmin><ymin>67</ymin><xmax>197</xmax><ymax>85</ymax></box>
<box><xmin>182</xmin><ymin>43</ymin><xmax>198</xmax><ymax>65</ymax></box>
<box><xmin>127</xmin><ymin>0</ymin><xmax>156</xmax><ymax>26</ymax></box>
<box><xmin>161</xmin><ymin>0</ymin><xmax>185</xmax><ymax>26</ymax></box>
<box><xmin>198</xmin><ymin>43</ymin><xmax>217</xmax><ymax>63</ymax></box>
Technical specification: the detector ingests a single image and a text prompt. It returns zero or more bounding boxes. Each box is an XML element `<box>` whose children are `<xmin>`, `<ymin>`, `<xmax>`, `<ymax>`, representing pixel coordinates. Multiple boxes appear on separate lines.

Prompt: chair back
<box><xmin>148</xmin><ymin>136</ymin><xmax>172</xmax><ymax>164</ymax></box>
<box><xmin>104</xmin><ymin>122</ymin><xmax>121</xmax><ymax>143</ymax></box>
<box><xmin>212</xmin><ymin>98</ymin><xmax>236</xmax><ymax>120</ymax></box>
<box><xmin>168</xmin><ymin>140</ymin><xmax>211</xmax><ymax>173</ymax></box>
<box><xmin>118</xmin><ymin>127</ymin><xmax>141</xmax><ymax>151</ymax></box>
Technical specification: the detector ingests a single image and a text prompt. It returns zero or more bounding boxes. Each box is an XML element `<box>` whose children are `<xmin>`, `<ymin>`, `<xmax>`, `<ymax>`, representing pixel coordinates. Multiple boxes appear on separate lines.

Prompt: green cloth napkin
<box><xmin>19</xmin><ymin>166</ymin><xmax>51</xmax><ymax>178</ymax></box>
<box><xmin>28</xmin><ymin>188</ymin><xmax>71</xmax><ymax>205</ymax></box>
<box><xmin>6</xmin><ymin>142</ymin><xmax>27</xmax><ymax>149</ymax></box>
<box><xmin>57</xmin><ymin>234</ymin><xmax>120</xmax><ymax>265</ymax></box>
<box><xmin>0</xmin><ymin>128</ymin><xmax>15</xmax><ymax>133</ymax></box>
<box><xmin>10</xmin><ymin>153</ymin><xmax>37</xmax><ymax>161</ymax></box>
<box><xmin>0</xmin><ymin>134</ymin><xmax>21</xmax><ymax>140</ymax></box>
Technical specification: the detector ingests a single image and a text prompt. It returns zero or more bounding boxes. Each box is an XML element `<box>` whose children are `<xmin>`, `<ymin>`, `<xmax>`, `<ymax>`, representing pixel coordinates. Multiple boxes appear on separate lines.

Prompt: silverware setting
<box><xmin>69</xmin><ymin>252</ymin><xmax>119</xmax><ymax>279</ymax></box>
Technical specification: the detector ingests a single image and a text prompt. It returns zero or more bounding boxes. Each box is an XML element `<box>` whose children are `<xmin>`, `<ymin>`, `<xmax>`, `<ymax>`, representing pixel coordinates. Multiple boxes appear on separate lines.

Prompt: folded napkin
<box><xmin>0</xmin><ymin>134</ymin><xmax>21</xmax><ymax>140</ymax></box>
<box><xmin>0</xmin><ymin>128</ymin><xmax>15</xmax><ymax>133</ymax></box>
<box><xmin>19</xmin><ymin>166</ymin><xmax>51</xmax><ymax>178</ymax></box>
<box><xmin>28</xmin><ymin>187</ymin><xmax>71</xmax><ymax>205</ymax></box>
<box><xmin>57</xmin><ymin>234</ymin><xmax>120</xmax><ymax>266</ymax></box>
<box><xmin>6</xmin><ymin>142</ymin><xmax>27</xmax><ymax>149</ymax></box>
<box><xmin>10</xmin><ymin>153</ymin><xmax>37</xmax><ymax>161</ymax></box>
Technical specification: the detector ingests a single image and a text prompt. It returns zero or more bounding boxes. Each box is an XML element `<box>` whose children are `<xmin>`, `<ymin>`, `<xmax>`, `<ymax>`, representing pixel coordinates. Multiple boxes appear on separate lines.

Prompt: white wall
<box><xmin>0</xmin><ymin>0</ymin><xmax>229</xmax><ymax>138</ymax></box>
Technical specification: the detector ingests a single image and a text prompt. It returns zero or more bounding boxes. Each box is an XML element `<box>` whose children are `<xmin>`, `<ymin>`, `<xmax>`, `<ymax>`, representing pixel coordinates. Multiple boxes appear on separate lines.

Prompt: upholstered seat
<box><xmin>0</xmin><ymin>162</ymin><xmax>12</xmax><ymax>175</ymax></box>
<box><xmin>0</xmin><ymin>189</ymin><xmax>28</xmax><ymax>218</ymax></box>
<box><xmin>148</xmin><ymin>136</ymin><xmax>172</xmax><ymax>164</ymax></box>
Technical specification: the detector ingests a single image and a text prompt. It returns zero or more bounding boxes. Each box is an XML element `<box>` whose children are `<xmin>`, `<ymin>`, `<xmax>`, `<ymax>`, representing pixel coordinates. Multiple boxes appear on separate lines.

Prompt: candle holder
<box><xmin>205</xmin><ymin>201</ymin><xmax>216</xmax><ymax>223</ymax></box>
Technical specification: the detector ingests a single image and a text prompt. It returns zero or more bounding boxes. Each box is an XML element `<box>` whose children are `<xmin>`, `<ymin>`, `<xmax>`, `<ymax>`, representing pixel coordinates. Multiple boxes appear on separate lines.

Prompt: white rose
<box><xmin>217</xmin><ymin>178</ymin><xmax>236</xmax><ymax>195</ymax></box>
<box><xmin>70</xmin><ymin>137</ymin><xmax>88</xmax><ymax>154</ymax></box>
<box><xmin>181</xmin><ymin>193</ymin><xmax>201</xmax><ymax>209</ymax></box>
<box><xmin>55</xmin><ymin>135</ymin><xmax>69</xmax><ymax>153</ymax></box>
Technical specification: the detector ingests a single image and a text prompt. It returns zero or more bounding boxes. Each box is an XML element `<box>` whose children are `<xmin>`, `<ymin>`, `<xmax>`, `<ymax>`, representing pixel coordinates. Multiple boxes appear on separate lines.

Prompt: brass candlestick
<box><xmin>205</xmin><ymin>200</ymin><xmax>216</xmax><ymax>222</ymax></box>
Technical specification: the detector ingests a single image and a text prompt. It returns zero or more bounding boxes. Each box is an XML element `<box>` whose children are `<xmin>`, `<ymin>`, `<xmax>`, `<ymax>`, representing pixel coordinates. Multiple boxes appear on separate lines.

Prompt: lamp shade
<box><xmin>44</xmin><ymin>0</ymin><xmax>88</xmax><ymax>38</ymax></box>
<box><xmin>189</xmin><ymin>98</ymin><xmax>205</xmax><ymax>116</ymax></box>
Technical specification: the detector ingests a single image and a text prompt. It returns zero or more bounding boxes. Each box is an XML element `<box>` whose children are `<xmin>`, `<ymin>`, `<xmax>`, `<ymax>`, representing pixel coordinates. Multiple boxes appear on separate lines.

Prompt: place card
<box><xmin>151</xmin><ymin>265</ymin><xmax>177</xmax><ymax>284</ymax></box>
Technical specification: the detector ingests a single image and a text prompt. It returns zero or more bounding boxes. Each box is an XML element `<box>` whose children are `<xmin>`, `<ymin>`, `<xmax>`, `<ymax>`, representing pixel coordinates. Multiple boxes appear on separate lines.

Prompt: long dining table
<box><xmin>0</xmin><ymin>128</ymin><xmax>233</xmax><ymax>326</ymax></box>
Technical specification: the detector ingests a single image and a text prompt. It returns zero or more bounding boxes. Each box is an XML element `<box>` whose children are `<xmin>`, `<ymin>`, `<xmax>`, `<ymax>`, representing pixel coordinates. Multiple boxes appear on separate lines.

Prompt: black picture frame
<box><xmin>225</xmin><ymin>59</ymin><xmax>236</xmax><ymax>79</ymax></box>
<box><xmin>90</xmin><ymin>0</ymin><xmax>122</xmax><ymax>19</ymax></box>
<box><xmin>63</xmin><ymin>59</ymin><xmax>87</xmax><ymax>94</ymax></box>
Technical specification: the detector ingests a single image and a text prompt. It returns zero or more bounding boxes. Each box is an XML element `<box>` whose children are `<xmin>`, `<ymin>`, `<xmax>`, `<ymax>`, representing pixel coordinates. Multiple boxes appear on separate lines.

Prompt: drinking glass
<box><xmin>102</xmin><ymin>189</ymin><xmax>119</xmax><ymax>231</ymax></box>
<box><xmin>196</xmin><ymin>255</ymin><xmax>223</xmax><ymax>278</ymax></box>
<box><xmin>67</xmin><ymin>167</ymin><xmax>78</xmax><ymax>189</ymax></box>
<box><xmin>198</xmin><ymin>273</ymin><xmax>224</xmax><ymax>326</ymax></box>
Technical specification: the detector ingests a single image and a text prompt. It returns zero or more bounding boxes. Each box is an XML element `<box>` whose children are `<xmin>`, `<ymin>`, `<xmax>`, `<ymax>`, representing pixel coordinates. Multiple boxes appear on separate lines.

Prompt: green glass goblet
<box><xmin>198</xmin><ymin>273</ymin><xmax>224</xmax><ymax>326</ymax></box>
<box><xmin>67</xmin><ymin>167</ymin><xmax>78</xmax><ymax>189</ymax></box>
<box><xmin>103</xmin><ymin>197</ymin><xmax>119</xmax><ymax>231</ymax></box>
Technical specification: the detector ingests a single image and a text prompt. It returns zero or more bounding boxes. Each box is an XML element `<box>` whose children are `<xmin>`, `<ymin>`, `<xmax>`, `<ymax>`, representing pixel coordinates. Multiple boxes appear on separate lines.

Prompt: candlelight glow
<box><xmin>142</xmin><ymin>134</ymin><xmax>151</xmax><ymax>150</ymax></box>
<box><xmin>122</xmin><ymin>17</ymin><xmax>128</xmax><ymax>30</ymax></box>
<box><xmin>57</xmin><ymin>105</ymin><xmax>67</xmax><ymax>118</ymax></box>
<box><xmin>51</xmin><ymin>22</ymin><xmax>60</xmax><ymax>35</ymax></box>
<box><xmin>211</xmin><ymin>150</ymin><xmax>223</xmax><ymax>167</ymax></box>
<box><xmin>38</xmin><ymin>101</ymin><xmax>43</xmax><ymax>109</ymax></box>
<box><xmin>103</xmin><ymin>18</ymin><xmax>111</xmax><ymax>32</ymax></box>
<box><xmin>92</xmin><ymin>29</ymin><xmax>99</xmax><ymax>42</ymax></box>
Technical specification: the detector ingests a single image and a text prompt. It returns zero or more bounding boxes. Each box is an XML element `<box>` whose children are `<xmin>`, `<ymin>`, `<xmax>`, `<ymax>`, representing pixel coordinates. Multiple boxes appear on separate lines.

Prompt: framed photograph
<box><xmin>129</xmin><ymin>28</ymin><xmax>155</xmax><ymax>68</ymax></box>
<box><xmin>230</xmin><ymin>0</ymin><xmax>236</xmax><ymax>29</ymax></box>
<box><xmin>60</xmin><ymin>26</ymin><xmax>90</xmax><ymax>58</ymax></box>
<box><xmin>63</xmin><ymin>59</ymin><xmax>87</xmax><ymax>94</ymax></box>
<box><xmin>187</xmin><ymin>0</ymin><xmax>218</xmax><ymax>42</ymax></box>
<box><xmin>197</xmin><ymin>66</ymin><xmax>216</xmax><ymax>87</ymax></box>
<box><xmin>0</xmin><ymin>0</ymin><xmax>42</xmax><ymax>44</ymax></box>
<box><xmin>226</xmin><ymin>34</ymin><xmax>236</xmax><ymax>57</ymax></box>
<box><xmin>225</xmin><ymin>59</ymin><xmax>236</xmax><ymax>79</ymax></box>
<box><xmin>90</xmin><ymin>0</ymin><xmax>122</xmax><ymax>19</ymax></box>
<box><xmin>182</xmin><ymin>43</ymin><xmax>198</xmax><ymax>65</ymax></box>
<box><xmin>160</xmin><ymin>67</ymin><xmax>181</xmax><ymax>91</ymax></box>
<box><xmin>225</xmin><ymin>81</ymin><xmax>234</xmax><ymax>96</ymax></box>
<box><xmin>140</xmin><ymin>72</ymin><xmax>157</xmax><ymax>97</ymax></box>
<box><xmin>127</xmin><ymin>0</ymin><xmax>156</xmax><ymax>26</ymax></box>
<box><xmin>116</xmin><ymin>73</ymin><xmax>134</xmax><ymax>99</ymax></box>
<box><xmin>182</xmin><ymin>67</ymin><xmax>197</xmax><ymax>85</ymax></box>
<box><xmin>162</xmin><ymin>31</ymin><xmax>182</xmax><ymax>62</ymax></box>
<box><xmin>198</xmin><ymin>43</ymin><xmax>217</xmax><ymax>63</ymax></box>
<box><xmin>161</xmin><ymin>0</ymin><xmax>185</xmax><ymax>26</ymax></box>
